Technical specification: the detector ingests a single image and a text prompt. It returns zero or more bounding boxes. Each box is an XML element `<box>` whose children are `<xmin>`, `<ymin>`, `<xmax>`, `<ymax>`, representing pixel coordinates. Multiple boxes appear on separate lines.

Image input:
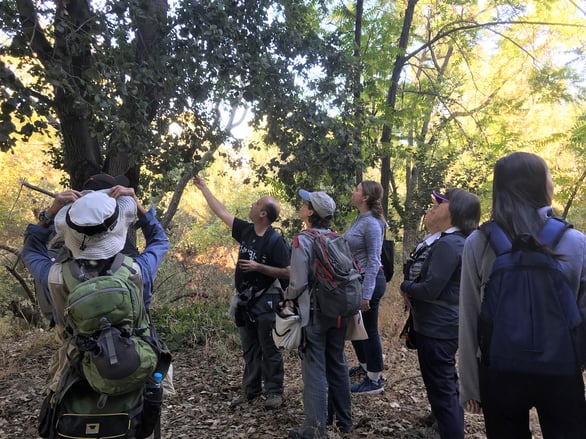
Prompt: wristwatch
<box><xmin>38</xmin><ymin>209</ymin><xmax>54</xmax><ymax>225</ymax></box>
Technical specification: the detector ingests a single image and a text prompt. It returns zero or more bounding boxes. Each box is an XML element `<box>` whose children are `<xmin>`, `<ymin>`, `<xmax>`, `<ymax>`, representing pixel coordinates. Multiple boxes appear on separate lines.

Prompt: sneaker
<box><xmin>348</xmin><ymin>365</ymin><xmax>366</xmax><ymax>377</ymax></box>
<box><xmin>351</xmin><ymin>376</ymin><xmax>383</xmax><ymax>394</ymax></box>
<box><xmin>230</xmin><ymin>393</ymin><xmax>258</xmax><ymax>407</ymax></box>
<box><xmin>264</xmin><ymin>393</ymin><xmax>283</xmax><ymax>409</ymax></box>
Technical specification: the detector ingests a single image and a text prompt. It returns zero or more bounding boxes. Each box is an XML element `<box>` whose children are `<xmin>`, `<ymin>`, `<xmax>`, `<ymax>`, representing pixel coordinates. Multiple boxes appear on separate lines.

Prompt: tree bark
<box><xmin>380</xmin><ymin>0</ymin><xmax>419</xmax><ymax>217</ymax></box>
<box><xmin>106</xmin><ymin>0</ymin><xmax>169</xmax><ymax>189</ymax></box>
<box><xmin>353</xmin><ymin>0</ymin><xmax>364</xmax><ymax>185</ymax></box>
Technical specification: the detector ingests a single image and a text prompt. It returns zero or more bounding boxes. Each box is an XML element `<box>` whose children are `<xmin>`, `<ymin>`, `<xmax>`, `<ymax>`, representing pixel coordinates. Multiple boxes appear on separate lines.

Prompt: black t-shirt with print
<box><xmin>232</xmin><ymin>218</ymin><xmax>290</xmax><ymax>293</ymax></box>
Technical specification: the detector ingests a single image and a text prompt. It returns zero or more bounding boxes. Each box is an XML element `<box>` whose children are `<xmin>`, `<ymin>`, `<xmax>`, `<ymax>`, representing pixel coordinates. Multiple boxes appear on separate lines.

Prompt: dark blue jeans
<box><xmin>351</xmin><ymin>269</ymin><xmax>386</xmax><ymax>372</ymax></box>
<box><xmin>298</xmin><ymin>311</ymin><xmax>352</xmax><ymax>438</ymax></box>
<box><xmin>479</xmin><ymin>364</ymin><xmax>586</xmax><ymax>438</ymax></box>
<box><xmin>416</xmin><ymin>333</ymin><xmax>464</xmax><ymax>439</ymax></box>
<box><xmin>238</xmin><ymin>317</ymin><xmax>284</xmax><ymax>397</ymax></box>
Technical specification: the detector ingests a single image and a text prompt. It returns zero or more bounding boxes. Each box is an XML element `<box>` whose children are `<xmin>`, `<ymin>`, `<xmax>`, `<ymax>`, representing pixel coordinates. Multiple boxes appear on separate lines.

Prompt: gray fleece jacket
<box><xmin>458</xmin><ymin>211</ymin><xmax>586</xmax><ymax>406</ymax></box>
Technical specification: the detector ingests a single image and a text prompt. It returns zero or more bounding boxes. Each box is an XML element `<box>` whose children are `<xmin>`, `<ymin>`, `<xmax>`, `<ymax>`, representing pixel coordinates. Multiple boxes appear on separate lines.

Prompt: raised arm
<box><xmin>193</xmin><ymin>176</ymin><xmax>235</xmax><ymax>229</ymax></box>
<box><xmin>108</xmin><ymin>185</ymin><xmax>147</xmax><ymax>217</ymax></box>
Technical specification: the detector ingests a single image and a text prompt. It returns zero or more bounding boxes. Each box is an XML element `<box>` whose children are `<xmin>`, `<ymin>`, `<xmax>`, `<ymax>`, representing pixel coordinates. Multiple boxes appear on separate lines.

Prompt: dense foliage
<box><xmin>1</xmin><ymin>0</ymin><xmax>585</xmax><ymax>245</ymax></box>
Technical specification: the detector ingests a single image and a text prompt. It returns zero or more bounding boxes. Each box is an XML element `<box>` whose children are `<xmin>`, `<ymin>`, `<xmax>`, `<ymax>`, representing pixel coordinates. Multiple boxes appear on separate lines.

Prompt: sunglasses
<box><xmin>432</xmin><ymin>191</ymin><xmax>449</xmax><ymax>204</ymax></box>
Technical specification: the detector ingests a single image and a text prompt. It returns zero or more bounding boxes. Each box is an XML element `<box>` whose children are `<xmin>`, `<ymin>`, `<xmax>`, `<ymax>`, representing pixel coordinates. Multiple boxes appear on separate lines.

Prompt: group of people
<box><xmin>22</xmin><ymin>150</ymin><xmax>586</xmax><ymax>439</ymax></box>
<box><xmin>193</xmin><ymin>176</ymin><xmax>389</xmax><ymax>437</ymax></box>
<box><xmin>400</xmin><ymin>152</ymin><xmax>586</xmax><ymax>439</ymax></box>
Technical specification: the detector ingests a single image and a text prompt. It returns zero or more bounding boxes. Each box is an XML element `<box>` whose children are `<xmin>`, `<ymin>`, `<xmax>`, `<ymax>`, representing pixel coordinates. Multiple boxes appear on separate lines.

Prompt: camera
<box><xmin>238</xmin><ymin>286</ymin><xmax>256</xmax><ymax>302</ymax></box>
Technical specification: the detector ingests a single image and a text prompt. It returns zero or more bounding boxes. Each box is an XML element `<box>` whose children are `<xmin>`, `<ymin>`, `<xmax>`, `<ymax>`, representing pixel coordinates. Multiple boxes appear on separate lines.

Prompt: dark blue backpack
<box><xmin>478</xmin><ymin>218</ymin><xmax>583</xmax><ymax>375</ymax></box>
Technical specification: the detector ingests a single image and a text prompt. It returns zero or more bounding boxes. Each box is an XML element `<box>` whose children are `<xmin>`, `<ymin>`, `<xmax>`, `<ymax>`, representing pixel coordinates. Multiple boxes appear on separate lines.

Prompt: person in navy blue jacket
<box><xmin>400</xmin><ymin>188</ymin><xmax>480</xmax><ymax>439</ymax></box>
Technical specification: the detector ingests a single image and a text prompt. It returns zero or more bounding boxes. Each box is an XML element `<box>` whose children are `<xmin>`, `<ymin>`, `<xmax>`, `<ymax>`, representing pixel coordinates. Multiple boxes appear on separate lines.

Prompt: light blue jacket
<box><xmin>285</xmin><ymin>228</ymin><xmax>330</xmax><ymax>326</ymax></box>
<box><xmin>344</xmin><ymin>212</ymin><xmax>385</xmax><ymax>300</ymax></box>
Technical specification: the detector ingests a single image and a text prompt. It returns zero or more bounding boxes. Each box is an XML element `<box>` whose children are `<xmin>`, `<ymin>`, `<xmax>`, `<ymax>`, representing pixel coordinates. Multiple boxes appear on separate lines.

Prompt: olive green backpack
<box><xmin>39</xmin><ymin>253</ymin><xmax>171</xmax><ymax>439</ymax></box>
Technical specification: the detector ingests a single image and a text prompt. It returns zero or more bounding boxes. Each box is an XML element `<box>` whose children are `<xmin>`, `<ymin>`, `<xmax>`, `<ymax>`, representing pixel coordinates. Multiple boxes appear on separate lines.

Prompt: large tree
<box><xmin>2</xmin><ymin>0</ymin><xmax>584</xmax><ymax>237</ymax></box>
<box><xmin>1</xmin><ymin>0</ymin><xmax>349</xmax><ymax>226</ymax></box>
<box><xmin>294</xmin><ymin>0</ymin><xmax>586</xmax><ymax>249</ymax></box>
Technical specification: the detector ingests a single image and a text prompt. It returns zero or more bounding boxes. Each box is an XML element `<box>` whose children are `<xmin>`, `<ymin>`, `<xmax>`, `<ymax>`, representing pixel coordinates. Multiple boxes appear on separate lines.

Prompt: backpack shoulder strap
<box><xmin>262</xmin><ymin>227</ymin><xmax>284</xmax><ymax>256</ymax></box>
<box><xmin>538</xmin><ymin>217</ymin><xmax>572</xmax><ymax>249</ymax></box>
<box><xmin>61</xmin><ymin>260</ymin><xmax>82</xmax><ymax>290</ymax></box>
<box><xmin>62</xmin><ymin>253</ymin><xmax>136</xmax><ymax>290</ymax></box>
<box><xmin>299</xmin><ymin>229</ymin><xmax>318</xmax><ymax>238</ymax></box>
<box><xmin>108</xmin><ymin>253</ymin><xmax>136</xmax><ymax>276</ymax></box>
<box><xmin>480</xmin><ymin>221</ymin><xmax>512</xmax><ymax>256</ymax></box>
<box><xmin>295</xmin><ymin>229</ymin><xmax>317</xmax><ymax>247</ymax></box>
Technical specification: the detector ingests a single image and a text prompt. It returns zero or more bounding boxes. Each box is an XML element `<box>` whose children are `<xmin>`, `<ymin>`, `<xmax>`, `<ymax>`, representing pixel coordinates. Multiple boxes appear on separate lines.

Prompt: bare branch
<box><xmin>20</xmin><ymin>180</ymin><xmax>56</xmax><ymax>198</ymax></box>
<box><xmin>0</xmin><ymin>244</ymin><xmax>20</xmax><ymax>257</ymax></box>
<box><xmin>562</xmin><ymin>167</ymin><xmax>586</xmax><ymax>219</ymax></box>
<box><xmin>405</xmin><ymin>20</ymin><xmax>586</xmax><ymax>63</ymax></box>
<box><xmin>4</xmin><ymin>265</ymin><xmax>36</xmax><ymax>304</ymax></box>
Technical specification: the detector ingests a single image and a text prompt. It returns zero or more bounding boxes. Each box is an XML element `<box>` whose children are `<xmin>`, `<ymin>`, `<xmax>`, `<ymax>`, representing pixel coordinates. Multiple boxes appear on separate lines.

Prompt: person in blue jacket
<box><xmin>21</xmin><ymin>181</ymin><xmax>170</xmax><ymax>393</ymax></box>
<box><xmin>400</xmin><ymin>188</ymin><xmax>480</xmax><ymax>439</ymax></box>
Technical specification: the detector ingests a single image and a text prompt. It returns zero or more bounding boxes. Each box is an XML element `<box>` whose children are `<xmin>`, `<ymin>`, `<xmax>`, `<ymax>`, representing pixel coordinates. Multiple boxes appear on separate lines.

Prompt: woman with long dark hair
<box><xmin>459</xmin><ymin>152</ymin><xmax>586</xmax><ymax>438</ymax></box>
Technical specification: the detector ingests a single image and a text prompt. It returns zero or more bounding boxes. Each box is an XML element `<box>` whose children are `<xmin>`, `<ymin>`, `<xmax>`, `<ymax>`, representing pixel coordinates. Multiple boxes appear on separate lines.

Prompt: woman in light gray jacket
<box><xmin>458</xmin><ymin>152</ymin><xmax>586</xmax><ymax>438</ymax></box>
<box><xmin>345</xmin><ymin>180</ymin><xmax>387</xmax><ymax>394</ymax></box>
<box><xmin>285</xmin><ymin>190</ymin><xmax>352</xmax><ymax>438</ymax></box>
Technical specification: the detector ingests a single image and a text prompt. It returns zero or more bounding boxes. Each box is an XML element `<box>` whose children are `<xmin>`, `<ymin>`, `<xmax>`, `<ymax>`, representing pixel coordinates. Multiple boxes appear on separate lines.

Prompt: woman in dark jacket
<box><xmin>400</xmin><ymin>188</ymin><xmax>480</xmax><ymax>439</ymax></box>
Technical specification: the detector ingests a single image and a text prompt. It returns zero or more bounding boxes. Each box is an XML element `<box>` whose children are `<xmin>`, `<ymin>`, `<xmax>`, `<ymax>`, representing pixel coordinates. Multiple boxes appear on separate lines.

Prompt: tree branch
<box><xmin>20</xmin><ymin>180</ymin><xmax>57</xmax><ymax>198</ymax></box>
<box><xmin>0</xmin><ymin>244</ymin><xmax>21</xmax><ymax>257</ymax></box>
<box><xmin>0</xmin><ymin>61</ymin><xmax>54</xmax><ymax>107</ymax></box>
<box><xmin>562</xmin><ymin>167</ymin><xmax>586</xmax><ymax>219</ymax></box>
<box><xmin>15</xmin><ymin>0</ymin><xmax>54</xmax><ymax>65</ymax></box>
<box><xmin>4</xmin><ymin>265</ymin><xmax>36</xmax><ymax>304</ymax></box>
<box><xmin>405</xmin><ymin>20</ymin><xmax>586</xmax><ymax>63</ymax></box>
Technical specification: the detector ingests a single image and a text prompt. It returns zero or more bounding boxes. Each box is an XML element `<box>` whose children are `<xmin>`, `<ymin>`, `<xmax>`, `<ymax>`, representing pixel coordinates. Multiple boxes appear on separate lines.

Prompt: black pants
<box><xmin>416</xmin><ymin>333</ymin><xmax>464</xmax><ymax>439</ymax></box>
<box><xmin>237</xmin><ymin>316</ymin><xmax>284</xmax><ymax>397</ymax></box>
<box><xmin>479</xmin><ymin>364</ymin><xmax>586</xmax><ymax>438</ymax></box>
<box><xmin>351</xmin><ymin>269</ymin><xmax>386</xmax><ymax>372</ymax></box>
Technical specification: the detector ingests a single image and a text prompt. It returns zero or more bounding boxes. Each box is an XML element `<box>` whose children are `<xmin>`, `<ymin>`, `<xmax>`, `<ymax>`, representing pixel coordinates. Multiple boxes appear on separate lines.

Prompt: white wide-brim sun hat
<box><xmin>54</xmin><ymin>189</ymin><xmax>137</xmax><ymax>260</ymax></box>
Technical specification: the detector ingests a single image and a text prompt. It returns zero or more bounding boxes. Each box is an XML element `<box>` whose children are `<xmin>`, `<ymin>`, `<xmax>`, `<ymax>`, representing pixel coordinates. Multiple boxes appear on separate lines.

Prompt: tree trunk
<box><xmin>106</xmin><ymin>0</ymin><xmax>169</xmax><ymax>189</ymax></box>
<box><xmin>353</xmin><ymin>0</ymin><xmax>364</xmax><ymax>185</ymax></box>
<box><xmin>380</xmin><ymin>0</ymin><xmax>418</xmax><ymax>217</ymax></box>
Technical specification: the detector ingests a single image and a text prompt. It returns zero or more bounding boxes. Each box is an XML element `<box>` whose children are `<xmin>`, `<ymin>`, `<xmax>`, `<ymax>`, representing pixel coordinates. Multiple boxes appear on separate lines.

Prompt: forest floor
<box><xmin>0</xmin><ymin>301</ymin><xmax>547</xmax><ymax>438</ymax></box>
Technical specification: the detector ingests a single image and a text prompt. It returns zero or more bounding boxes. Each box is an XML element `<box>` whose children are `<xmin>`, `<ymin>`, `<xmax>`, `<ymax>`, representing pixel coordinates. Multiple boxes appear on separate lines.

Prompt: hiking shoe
<box><xmin>264</xmin><ymin>393</ymin><xmax>283</xmax><ymax>409</ymax></box>
<box><xmin>419</xmin><ymin>412</ymin><xmax>436</xmax><ymax>427</ymax></box>
<box><xmin>348</xmin><ymin>365</ymin><xmax>366</xmax><ymax>377</ymax></box>
<box><xmin>230</xmin><ymin>393</ymin><xmax>258</xmax><ymax>407</ymax></box>
<box><xmin>351</xmin><ymin>376</ymin><xmax>383</xmax><ymax>394</ymax></box>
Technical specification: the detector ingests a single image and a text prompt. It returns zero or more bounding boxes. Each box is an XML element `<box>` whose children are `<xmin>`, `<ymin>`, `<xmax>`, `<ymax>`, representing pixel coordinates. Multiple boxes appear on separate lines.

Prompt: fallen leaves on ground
<box><xmin>0</xmin><ymin>327</ymin><xmax>496</xmax><ymax>438</ymax></box>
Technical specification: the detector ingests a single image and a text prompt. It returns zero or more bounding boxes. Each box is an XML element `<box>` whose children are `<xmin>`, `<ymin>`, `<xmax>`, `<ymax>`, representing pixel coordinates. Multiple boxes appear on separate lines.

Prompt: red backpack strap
<box><xmin>295</xmin><ymin>229</ymin><xmax>318</xmax><ymax>248</ymax></box>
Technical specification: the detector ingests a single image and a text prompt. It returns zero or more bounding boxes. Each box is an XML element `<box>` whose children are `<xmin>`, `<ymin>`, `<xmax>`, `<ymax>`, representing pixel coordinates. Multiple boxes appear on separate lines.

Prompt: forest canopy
<box><xmin>0</xmin><ymin>0</ymin><xmax>585</xmax><ymax>247</ymax></box>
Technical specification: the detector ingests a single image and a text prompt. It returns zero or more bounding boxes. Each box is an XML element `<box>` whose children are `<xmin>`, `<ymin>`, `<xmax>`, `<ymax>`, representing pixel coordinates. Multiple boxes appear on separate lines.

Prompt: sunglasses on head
<box><xmin>432</xmin><ymin>191</ymin><xmax>449</xmax><ymax>204</ymax></box>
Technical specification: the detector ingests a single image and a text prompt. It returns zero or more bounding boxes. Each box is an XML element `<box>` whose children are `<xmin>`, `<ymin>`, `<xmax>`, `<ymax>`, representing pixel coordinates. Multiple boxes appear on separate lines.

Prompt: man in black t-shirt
<box><xmin>193</xmin><ymin>176</ymin><xmax>290</xmax><ymax>409</ymax></box>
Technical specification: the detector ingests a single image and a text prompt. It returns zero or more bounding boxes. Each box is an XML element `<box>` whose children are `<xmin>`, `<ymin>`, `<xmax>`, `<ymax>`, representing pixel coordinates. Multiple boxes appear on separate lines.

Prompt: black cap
<box><xmin>83</xmin><ymin>173</ymin><xmax>130</xmax><ymax>190</ymax></box>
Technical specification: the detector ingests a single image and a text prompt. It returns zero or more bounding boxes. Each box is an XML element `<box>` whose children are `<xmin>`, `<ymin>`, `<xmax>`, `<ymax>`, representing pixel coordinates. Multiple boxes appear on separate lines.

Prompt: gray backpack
<box><xmin>298</xmin><ymin>230</ymin><xmax>363</xmax><ymax>318</ymax></box>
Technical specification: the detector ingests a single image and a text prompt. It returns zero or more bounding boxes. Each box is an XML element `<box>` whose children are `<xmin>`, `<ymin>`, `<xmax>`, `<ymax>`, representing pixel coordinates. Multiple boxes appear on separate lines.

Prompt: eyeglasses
<box><xmin>432</xmin><ymin>191</ymin><xmax>449</xmax><ymax>204</ymax></box>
